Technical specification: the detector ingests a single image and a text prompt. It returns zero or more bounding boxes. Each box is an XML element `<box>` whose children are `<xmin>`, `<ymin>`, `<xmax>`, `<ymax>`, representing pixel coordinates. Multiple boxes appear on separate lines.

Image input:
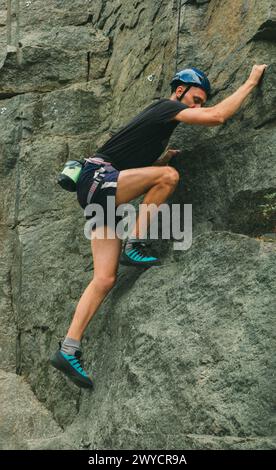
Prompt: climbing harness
<box><xmin>85</xmin><ymin>165</ymin><xmax>106</xmax><ymax>205</ymax></box>
<box><xmin>84</xmin><ymin>158</ymin><xmax>115</xmax><ymax>205</ymax></box>
<box><xmin>57</xmin><ymin>157</ymin><xmax>114</xmax><ymax>205</ymax></box>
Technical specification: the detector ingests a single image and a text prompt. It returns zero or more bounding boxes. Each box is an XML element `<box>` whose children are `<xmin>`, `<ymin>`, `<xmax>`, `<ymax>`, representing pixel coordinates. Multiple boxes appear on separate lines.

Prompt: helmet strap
<box><xmin>177</xmin><ymin>85</ymin><xmax>191</xmax><ymax>102</ymax></box>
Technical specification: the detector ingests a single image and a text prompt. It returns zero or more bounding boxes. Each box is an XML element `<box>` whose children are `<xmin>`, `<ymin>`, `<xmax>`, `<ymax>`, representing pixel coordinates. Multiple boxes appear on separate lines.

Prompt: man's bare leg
<box><xmin>65</xmin><ymin>165</ymin><xmax>179</xmax><ymax>340</ymax></box>
<box><xmin>66</xmin><ymin>225</ymin><xmax>122</xmax><ymax>341</ymax></box>
<box><xmin>64</xmin><ymin>166</ymin><xmax>178</xmax><ymax>342</ymax></box>
<box><xmin>115</xmin><ymin>165</ymin><xmax>179</xmax><ymax>238</ymax></box>
<box><xmin>51</xmin><ymin>166</ymin><xmax>180</xmax><ymax>386</ymax></box>
<box><xmin>50</xmin><ymin>225</ymin><xmax>122</xmax><ymax>387</ymax></box>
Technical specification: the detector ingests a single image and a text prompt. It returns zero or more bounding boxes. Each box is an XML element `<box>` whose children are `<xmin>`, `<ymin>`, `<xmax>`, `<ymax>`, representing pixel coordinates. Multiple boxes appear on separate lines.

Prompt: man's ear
<box><xmin>176</xmin><ymin>85</ymin><xmax>186</xmax><ymax>96</ymax></box>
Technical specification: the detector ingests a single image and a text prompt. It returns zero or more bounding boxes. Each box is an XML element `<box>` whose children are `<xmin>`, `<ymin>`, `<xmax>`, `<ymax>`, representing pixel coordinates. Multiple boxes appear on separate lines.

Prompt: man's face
<box><xmin>176</xmin><ymin>85</ymin><xmax>207</xmax><ymax>108</ymax></box>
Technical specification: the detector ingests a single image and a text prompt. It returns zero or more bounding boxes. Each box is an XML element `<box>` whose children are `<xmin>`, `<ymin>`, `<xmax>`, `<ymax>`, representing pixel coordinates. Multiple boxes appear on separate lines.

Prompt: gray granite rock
<box><xmin>0</xmin><ymin>369</ymin><xmax>65</xmax><ymax>449</ymax></box>
<box><xmin>0</xmin><ymin>0</ymin><xmax>275</xmax><ymax>450</ymax></box>
<box><xmin>70</xmin><ymin>233</ymin><xmax>275</xmax><ymax>449</ymax></box>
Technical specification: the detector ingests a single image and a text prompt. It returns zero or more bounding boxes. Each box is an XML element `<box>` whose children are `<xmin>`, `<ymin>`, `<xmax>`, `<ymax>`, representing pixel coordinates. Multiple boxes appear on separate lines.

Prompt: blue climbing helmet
<box><xmin>170</xmin><ymin>67</ymin><xmax>211</xmax><ymax>100</ymax></box>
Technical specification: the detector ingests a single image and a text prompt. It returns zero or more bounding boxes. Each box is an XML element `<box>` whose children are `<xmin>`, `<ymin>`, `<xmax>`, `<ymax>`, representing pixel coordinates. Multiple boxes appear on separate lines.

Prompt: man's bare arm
<box><xmin>153</xmin><ymin>154</ymin><xmax>172</xmax><ymax>166</ymax></box>
<box><xmin>174</xmin><ymin>64</ymin><xmax>267</xmax><ymax>127</ymax></box>
<box><xmin>153</xmin><ymin>149</ymin><xmax>181</xmax><ymax>166</ymax></box>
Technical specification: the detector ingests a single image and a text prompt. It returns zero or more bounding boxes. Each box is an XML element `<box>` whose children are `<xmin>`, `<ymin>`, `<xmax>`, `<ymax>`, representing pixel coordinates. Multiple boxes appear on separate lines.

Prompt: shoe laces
<box><xmin>59</xmin><ymin>342</ymin><xmax>96</xmax><ymax>376</ymax></box>
<box><xmin>59</xmin><ymin>341</ymin><xmax>84</xmax><ymax>370</ymax></box>
<box><xmin>126</xmin><ymin>241</ymin><xmax>151</xmax><ymax>258</ymax></box>
<box><xmin>73</xmin><ymin>349</ymin><xmax>87</xmax><ymax>372</ymax></box>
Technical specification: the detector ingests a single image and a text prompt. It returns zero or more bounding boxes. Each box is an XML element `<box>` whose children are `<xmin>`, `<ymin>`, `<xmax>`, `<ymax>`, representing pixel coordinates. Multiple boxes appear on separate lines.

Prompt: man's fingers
<box><xmin>168</xmin><ymin>149</ymin><xmax>181</xmax><ymax>154</ymax></box>
<box><xmin>248</xmin><ymin>64</ymin><xmax>269</xmax><ymax>86</ymax></box>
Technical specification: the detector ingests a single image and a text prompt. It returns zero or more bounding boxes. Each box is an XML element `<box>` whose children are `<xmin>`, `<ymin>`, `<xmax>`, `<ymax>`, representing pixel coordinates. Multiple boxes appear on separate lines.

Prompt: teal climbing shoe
<box><xmin>119</xmin><ymin>239</ymin><xmax>161</xmax><ymax>267</ymax></box>
<box><xmin>50</xmin><ymin>345</ymin><xmax>94</xmax><ymax>389</ymax></box>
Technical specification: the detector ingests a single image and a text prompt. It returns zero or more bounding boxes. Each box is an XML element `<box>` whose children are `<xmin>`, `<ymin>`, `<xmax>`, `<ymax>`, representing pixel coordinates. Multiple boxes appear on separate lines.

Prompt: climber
<box><xmin>50</xmin><ymin>64</ymin><xmax>267</xmax><ymax>388</ymax></box>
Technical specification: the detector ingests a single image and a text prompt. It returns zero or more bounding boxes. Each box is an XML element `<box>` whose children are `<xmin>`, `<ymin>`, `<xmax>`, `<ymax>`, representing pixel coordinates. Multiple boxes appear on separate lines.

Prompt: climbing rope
<box><xmin>6</xmin><ymin>0</ymin><xmax>22</xmax><ymax>64</ymax></box>
<box><xmin>6</xmin><ymin>0</ymin><xmax>11</xmax><ymax>46</ymax></box>
<box><xmin>146</xmin><ymin>0</ymin><xmax>183</xmax><ymax>85</ymax></box>
<box><xmin>175</xmin><ymin>0</ymin><xmax>183</xmax><ymax>73</ymax></box>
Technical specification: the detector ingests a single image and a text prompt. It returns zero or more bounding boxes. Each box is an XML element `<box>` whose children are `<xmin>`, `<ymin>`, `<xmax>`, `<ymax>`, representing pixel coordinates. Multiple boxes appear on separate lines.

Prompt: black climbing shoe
<box><xmin>50</xmin><ymin>345</ymin><xmax>94</xmax><ymax>389</ymax></box>
<box><xmin>119</xmin><ymin>239</ymin><xmax>161</xmax><ymax>267</ymax></box>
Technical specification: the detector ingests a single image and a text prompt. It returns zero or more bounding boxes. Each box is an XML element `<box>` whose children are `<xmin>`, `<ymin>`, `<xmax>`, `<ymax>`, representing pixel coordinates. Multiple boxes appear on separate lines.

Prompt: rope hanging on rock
<box><xmin>175</xmin><ymin>0</ymin><xmax>183</xmax><ymax>74</ymax></box>
<box><xmin>146</xmin><ymin>0</ymin><xmax>183</xmax><ymax>86</ymax></box>
<box><xmin>7</xmin><ymin>0</ymin><xmax>11</xmax><ymax>46</ymax></box>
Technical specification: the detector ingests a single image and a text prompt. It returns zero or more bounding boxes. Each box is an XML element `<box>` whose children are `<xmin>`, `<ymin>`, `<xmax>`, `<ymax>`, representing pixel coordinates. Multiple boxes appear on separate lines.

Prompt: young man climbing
<box><xmin>51</xmin><ymin>64</ymin><xmax>267</xmax><ymax>389</ymax></box>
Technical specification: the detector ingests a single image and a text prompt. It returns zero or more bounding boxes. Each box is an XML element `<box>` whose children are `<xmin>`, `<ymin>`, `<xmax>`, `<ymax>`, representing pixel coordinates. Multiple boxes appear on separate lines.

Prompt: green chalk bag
<box><xmin>57</xmin><ymin>160</ymin><xmax>84</xmax><ymax>192</ymax></box>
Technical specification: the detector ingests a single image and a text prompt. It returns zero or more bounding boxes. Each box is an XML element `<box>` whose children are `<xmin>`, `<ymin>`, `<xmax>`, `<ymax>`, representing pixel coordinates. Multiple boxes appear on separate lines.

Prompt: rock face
<box><xmin>0</xmin><ymin>369</ymin><xmax>69</xmax><ymax>449</ymax></box>
<box><xmin>0</xmin><ymin>0</ymin><xmax>275</xmax><ymax>450</ymax></box>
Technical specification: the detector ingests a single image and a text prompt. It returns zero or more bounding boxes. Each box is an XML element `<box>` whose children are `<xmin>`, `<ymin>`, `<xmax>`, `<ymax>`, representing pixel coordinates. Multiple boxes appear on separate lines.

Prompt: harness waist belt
<box><xmin>86</xmin><ymin>161</ymin><xmax>115</xmax><ymax>206</ymax></box>
<box><xmin>84</xmin><ymin>156</ymin><xmax>112</xmax><ymax>166</ymax></box>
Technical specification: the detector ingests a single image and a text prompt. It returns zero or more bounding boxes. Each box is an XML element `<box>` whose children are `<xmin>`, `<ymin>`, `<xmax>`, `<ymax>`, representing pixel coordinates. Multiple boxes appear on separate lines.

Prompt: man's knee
<box><xmin>93</xmin><ymin>275</ymin><xmax>117</xmax><ymax>293</ymax></box>
<box><xmin>160</xmin><ymin>167</ymin><xmax>180</xmax><ymax>187</ymax></box>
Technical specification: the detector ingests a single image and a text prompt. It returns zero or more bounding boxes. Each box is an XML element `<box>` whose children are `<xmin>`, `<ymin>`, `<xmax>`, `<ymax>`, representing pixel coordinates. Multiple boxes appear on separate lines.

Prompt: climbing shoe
<box><xmin>50</xmin><ymin>345</ymin><xmax>94</xmax><ymax>389</ymax></box>
<box><xmin>119</xmin><ymin>239</ymin><xmax>161</xmax><ymax>267</ymax></box>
